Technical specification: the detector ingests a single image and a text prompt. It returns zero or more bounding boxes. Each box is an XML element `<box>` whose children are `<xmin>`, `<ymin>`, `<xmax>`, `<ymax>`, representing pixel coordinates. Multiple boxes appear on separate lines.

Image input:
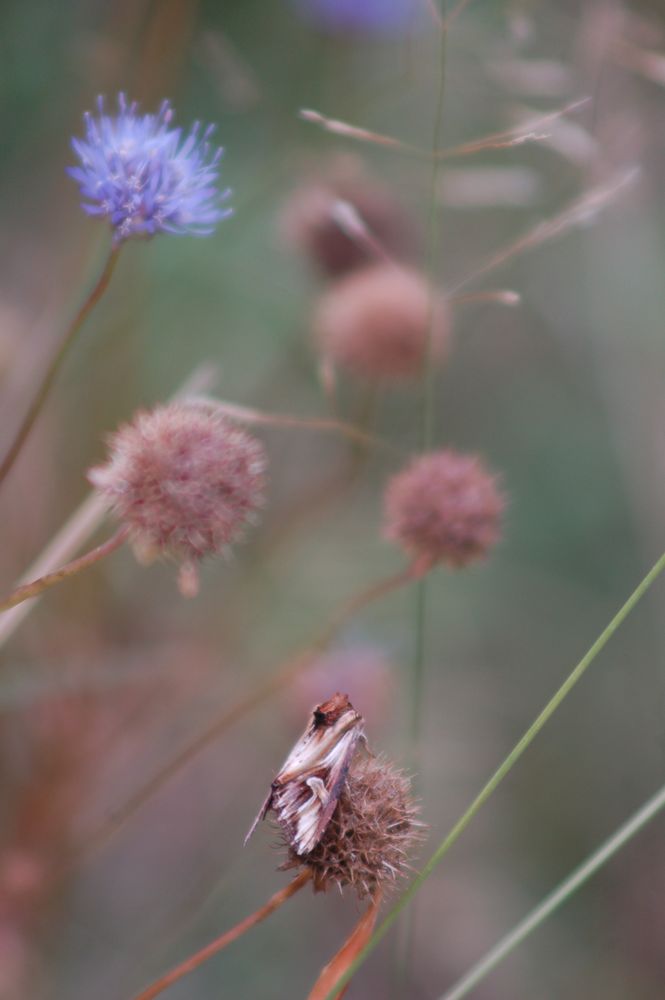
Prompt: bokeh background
<box><xmin>1</xmin><ymin>1</ymin><xmax>665</xmax><ymax>997</ymax></box>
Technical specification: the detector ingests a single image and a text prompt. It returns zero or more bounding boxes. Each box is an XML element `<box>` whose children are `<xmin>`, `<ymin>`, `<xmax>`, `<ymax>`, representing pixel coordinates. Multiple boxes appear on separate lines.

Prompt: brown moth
<box><xmin>245</xmin><ymin>692</ymin><xmax>366</xmax><ymax>856</ymax></box>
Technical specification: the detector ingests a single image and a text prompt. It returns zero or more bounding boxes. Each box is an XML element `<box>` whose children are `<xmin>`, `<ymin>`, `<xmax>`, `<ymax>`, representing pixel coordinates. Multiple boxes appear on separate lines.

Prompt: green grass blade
<box><xmin>322</xmin><ymin>549</ymin><xmax>665</xmax><ymax>1000</ymax></box>
<box><xmin>438</xmin><ymin>779</ymin><xmax>665</xmax><ymax>999</ymax></box>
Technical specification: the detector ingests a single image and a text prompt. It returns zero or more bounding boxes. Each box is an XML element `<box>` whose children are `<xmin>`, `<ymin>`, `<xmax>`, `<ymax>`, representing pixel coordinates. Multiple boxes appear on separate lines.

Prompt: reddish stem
<box><xmin>0</xmin><ymin>527</ymin><xmax>128</xmax><ymax>614</ymax></box>
<box><xmin>0</xmin><ymin>245</ymin><xmax>120</xmax><ymax>489</ymax></box>
<box><xmin>132</xmin><ymin>871</ymin><xmax>312</xmax><ymax>1000</ymax></box>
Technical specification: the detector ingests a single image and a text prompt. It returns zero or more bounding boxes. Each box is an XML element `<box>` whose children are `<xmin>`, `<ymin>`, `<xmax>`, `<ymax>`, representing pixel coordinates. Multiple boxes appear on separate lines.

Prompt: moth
<box><xmin>245</xmin><ymin>692</ymin><xmax>366</xmax><ymax>856</ymax></box>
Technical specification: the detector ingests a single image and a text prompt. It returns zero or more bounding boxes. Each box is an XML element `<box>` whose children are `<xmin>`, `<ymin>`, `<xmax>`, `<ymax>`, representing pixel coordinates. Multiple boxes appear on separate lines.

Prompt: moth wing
<box><xmin>308</xmin><ymin>727</ymin><xmax>364</xmax><ymax>850</ymax></box>
<box><xmin>244</xmin><ymin>718</ymin><xmax>320</xmax><ymax>847</ymax></box>
<box><xmin>244</xmin><ymin>786</ymin><xmax>274</xmax><ymax>846</ymax></box>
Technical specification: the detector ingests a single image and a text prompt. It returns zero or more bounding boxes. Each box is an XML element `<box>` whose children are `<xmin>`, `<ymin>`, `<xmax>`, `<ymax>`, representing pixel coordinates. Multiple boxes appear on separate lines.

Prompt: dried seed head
<box><xmin>280</xmin><ymin>157</ymin><xmax>418</xmax><ymax>278</ymax></box>
<box><xmin>282</xmin><ymin>755</ymin><xmax>422</xmax><ymax>900</ymax></box>
<box><xmin>89</xmin><ymin>403</ymin><xmax>267</xmax><ymax>589</ymax></box>
<box><xmin>313</xmin><ymin>264</ymin><xmax>450</xmax><ymax>383</ymax></box>
<box><xmin>384</xmin><ymin>450</ymin><xmax>505</xmax><ymax>568</ymax></box>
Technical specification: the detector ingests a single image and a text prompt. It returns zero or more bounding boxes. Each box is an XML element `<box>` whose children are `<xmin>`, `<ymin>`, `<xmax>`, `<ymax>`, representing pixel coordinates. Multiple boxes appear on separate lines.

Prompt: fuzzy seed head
<box><xmin>384</xmin><ymin>450</ymin><xmax>505</xmax><ymax>568</ymax></box>
<box><xmin>281</xmin><ymin>159</ymin><xmax>418</xmax><ymax>277</ymax></box>
<box><xmin>89</xmin><ymin>403</ymin><xmax>267</xmax><ymax>574</ymax></box>
<box><xmin>313</xmin><ymin>264</ymin><xmax>450</xmax><ymax>382</ymax></box>
<box><xmin>282</xmin><ymin>755</ymin><xmax>422</xmax><ymax>900</ymax></box>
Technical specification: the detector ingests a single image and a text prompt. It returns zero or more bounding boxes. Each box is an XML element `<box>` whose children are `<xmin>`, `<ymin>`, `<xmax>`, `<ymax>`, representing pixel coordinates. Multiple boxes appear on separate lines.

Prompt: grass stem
<box><xmin>399</xmin><ymin>0</ymin><xmax>449</xmax><ymax>990</ymax></box>
<box><xmin>438</xmin><ymin>779</ymin><xmax>665</xmax><ymax>1000</ymax></box>
<box><xmin>323</xmin><ymin>548</ymin><xmax>665</xmax><ymax>1000</ymax></box>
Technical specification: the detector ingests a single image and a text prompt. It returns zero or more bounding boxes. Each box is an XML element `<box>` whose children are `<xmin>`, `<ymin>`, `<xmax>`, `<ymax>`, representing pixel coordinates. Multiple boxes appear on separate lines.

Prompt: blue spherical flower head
<box><xmin>68</xmin><ymin>94</ymin><xmax>232</xmax><ymax>243</ymax></box>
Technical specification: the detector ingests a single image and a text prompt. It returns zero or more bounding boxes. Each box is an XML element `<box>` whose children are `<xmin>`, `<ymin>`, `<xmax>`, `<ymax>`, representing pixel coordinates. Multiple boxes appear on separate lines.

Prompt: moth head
<box><xmin>311</xmin><ymin>692</ymin><xmax>359</xmax><ymax>729</ymax></box>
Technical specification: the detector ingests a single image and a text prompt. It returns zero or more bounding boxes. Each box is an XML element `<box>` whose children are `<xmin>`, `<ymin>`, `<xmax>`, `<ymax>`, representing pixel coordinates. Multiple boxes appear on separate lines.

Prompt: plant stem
<box><xmin>0</xmin><ymin>526</ymin><xmax>129</xmax><ymax>613</ymax></box>
<box><xmin>438</xmin><ymin>779</ymin><xmax>665</xmax><ymax>1000</ymax></box>
<box><xmin>323</xmin><ymin>548</ymin><xmax>665</xmax><ymax>1000</ymax></box>
<box><xmin>0</xmin><ymin>244</ymin><xmax>120</xmax><ymax>489</ymax></box>
<box><xmin>400</xmin><ymin>1</ymin><xmax>448</xmax><ymax>990</ymax></box>
<box><xmin>72</xmin><ymin>563</ymin><xmax>423</xmax><ymax>866</ymax></box>
<box><xmin>188</xmin><ymin>396</ymin><xmax>389</xmax><ymax>452</ymax></box>
<box><xmin>411</xmin><ymin>0</ymin><xmax>448</xmax><ymax>792</ymax></box>
<box><xmin>132</xmin><ymin>871</ymin><xmax>311</xmax><ymax>1000</ymax></box>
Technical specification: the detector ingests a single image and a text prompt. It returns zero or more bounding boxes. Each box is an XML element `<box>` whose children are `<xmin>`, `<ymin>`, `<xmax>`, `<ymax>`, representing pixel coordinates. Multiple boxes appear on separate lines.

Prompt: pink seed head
<box><xmin>313</xmin><ymin>264</ymin><xmax>450</xmax><ymax>383</ymax></box>
<box><xmin>384</xmin><ymin>449</ymin><xmax>505</xmax><ymax>568</ymax></box>
<box><xmin>89</xmin><ymin>403</ymin><xmax>267</xmax><ymax>586</ymax></box>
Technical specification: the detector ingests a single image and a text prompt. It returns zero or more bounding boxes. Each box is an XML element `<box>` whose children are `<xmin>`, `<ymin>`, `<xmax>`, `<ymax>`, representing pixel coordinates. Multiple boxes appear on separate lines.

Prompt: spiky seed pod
<box><xmin>88</xmin><ymin>403</ymin><xmax>267</xmax><ymax>593</ymax></box>
<box><xmin>313</xmin><ymin>264</ymin><xmax>450</xmax><ymax>383</ymax></box>
<box><xmin>280</xmin><ymin>158</ymin><xmax>419</xmax><ymax>278</ymax></box>
<box><xmin>281</xmin><ymin>755</ymin><xmax>423</xmax><ymax>900</ymax></box>
<box><xmin>384</xmin><ymin>449</ymin><xmax>505</xmax><ymax>568</ymax></box>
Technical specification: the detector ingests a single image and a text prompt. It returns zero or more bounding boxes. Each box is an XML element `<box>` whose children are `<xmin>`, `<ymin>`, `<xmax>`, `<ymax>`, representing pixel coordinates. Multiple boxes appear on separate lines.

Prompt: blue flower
<box><xmin>292</xmin><ymin>0</ymin><xmax>422</xmax><ymax>34</ymax></box>
<box><xmin>68</xmin><ymin>94</ymin><xmax>231</xmax><ymax>242</ymax></box>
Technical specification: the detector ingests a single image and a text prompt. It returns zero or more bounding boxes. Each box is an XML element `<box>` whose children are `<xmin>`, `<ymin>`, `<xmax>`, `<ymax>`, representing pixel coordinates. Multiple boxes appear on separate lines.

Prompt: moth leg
<box><xmin>305</xmin><ymin>775</ymin><xmax>329</xmax><ymax>804</ymax></box>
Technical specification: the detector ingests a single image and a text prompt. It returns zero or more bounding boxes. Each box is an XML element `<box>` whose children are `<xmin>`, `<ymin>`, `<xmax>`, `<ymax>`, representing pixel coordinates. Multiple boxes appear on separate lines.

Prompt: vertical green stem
<box><xmin>411</xmin><ymin>0</ymin><xmax>448</xmax><ymax>798</ymax></box>
<box><xmin>0</xmin><ymin>243</ymin><xmax>120</xmax><ymax>489</ymax></box>
<box><xmin>399</xmin><ymin>4</ymin><xmax>449</xmax><ymax>992</ymax></box>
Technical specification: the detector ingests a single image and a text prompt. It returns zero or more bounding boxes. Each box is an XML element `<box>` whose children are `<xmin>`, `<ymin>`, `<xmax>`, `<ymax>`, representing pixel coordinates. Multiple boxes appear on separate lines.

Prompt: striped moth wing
<box><xmin>245</xmin><ymin>692</ymin><xmax>365</xmax><ymax>855</ymax></box>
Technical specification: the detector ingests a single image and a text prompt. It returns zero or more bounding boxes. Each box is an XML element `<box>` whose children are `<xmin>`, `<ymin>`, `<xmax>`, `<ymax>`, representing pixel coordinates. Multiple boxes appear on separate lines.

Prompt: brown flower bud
<box><xmin>384</xmin><ymin>449</ymin><xmax>505</xmax><ymax>568</ymax></box>
<box><xmin>313</xmin><ymin>264</ymin><xmax>450</xmax><ymax>383</ymax></box>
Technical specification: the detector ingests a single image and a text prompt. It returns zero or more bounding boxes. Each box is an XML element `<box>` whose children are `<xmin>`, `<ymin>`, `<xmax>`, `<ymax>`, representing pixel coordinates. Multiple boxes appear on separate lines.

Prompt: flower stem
<box><xmin>437</xmin><ymin>779</ymin><xmax>665</xmax><ymax>1000</ymax></box>
<box><xmin>0</xmin><ymin>244</ymin><xmax>120</xmax><ymax>489</ymax></box>
<box><xmin>323</xmin><ymin>548</ymin><xmax>665</xmax><ymax>1000</ymax></box>
<box><xmin>131</xmin><ymin>871</ymin><xmax>311</xmax><ymax>1000</ymax></box>
<box><xmin>400</xmin><ymin>1</ymin><xmax>448</xmax><ymax>991</ymax></box>
<box><xmin>188</xmin><ymin>396</ymin><xmax>389</xmax><ymax>452</ymax></box>
<box><xmin>0</xmin><ymin>526</ymin><xmax>129</xmax><ymax>614</ymax></box>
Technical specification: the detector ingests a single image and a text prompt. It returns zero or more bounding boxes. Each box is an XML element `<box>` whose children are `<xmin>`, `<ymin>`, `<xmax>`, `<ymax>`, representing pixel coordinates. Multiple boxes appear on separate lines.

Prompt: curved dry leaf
<box><xmin>307</xmin><ymin>891</ymin><xmax>381</xmax><ymax>1000</ymax></box>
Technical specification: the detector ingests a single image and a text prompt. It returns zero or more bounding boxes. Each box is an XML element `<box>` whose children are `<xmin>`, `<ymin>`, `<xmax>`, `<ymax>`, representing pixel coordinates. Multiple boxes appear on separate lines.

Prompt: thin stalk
<box><xmin>441</xmin><ymin>0</ymin><xmax>473</xmax><ymax>30</ymax></box>
<box><xmin>132</xmin><ymin>871</ymin><xmax>311</xmax><ymax>1000</ymax></box>
<box><xmin>72</xmin><ymin>563</ymin><xmax>422</xmax><ymax>865</ymax></box>
<box><xmin>0</xmin><ymin>527</ymin><xmax>129</xmax><ymax>613</ymax></box>
<box><xmin>0</xmin><ymin>244</ymin><xmax>120</xmax><ymax>488</ymax></box>
<box><xmin>447</xmin><ymin>170</ymin><xmax>637</xmax><ymax>296</ymax></box>
<box><xmin>400</xmin><ymin>0</ymin><xmax>448</xmax><ymax>989</ymax></box>
<box><xmin>421</xmin><ymin>3</ymin><xmax>448</xmax><ymax>455</ymax></box>
<box><xmin>187</xmin><ymin>396</ymin><xmax>388</xmax><ymax>452</ymax></box>
<box><xmin>438</xmin><ymin>779</ymin><xmax>665</xmax><ymax>1000</ymax></box>
<box><xmin>323</xmin><ymin>549</ymin><xmax>665</xmax><ymax>1000</ymax></box>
